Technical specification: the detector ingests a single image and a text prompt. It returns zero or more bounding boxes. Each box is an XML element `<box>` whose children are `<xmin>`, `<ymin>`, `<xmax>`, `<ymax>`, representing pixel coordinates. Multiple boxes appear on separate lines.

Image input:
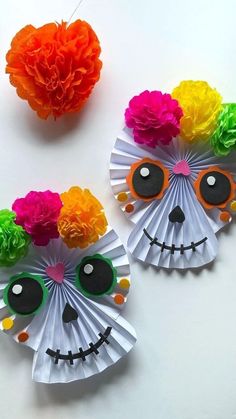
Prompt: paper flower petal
<box><xmin>125</xmin><ymin>90</ymin><xmax>183</xmax><ymax>147</ymax></box>
<box><xmin>172</xmin><ymin>80</ymin><xmax>222</xmax><ymax>142</ymax></box>
<box><xmin>6</xmin><ymin>20</ymin><xmax>102</xmax><ymax>119</ymax></box>
<box><xmin>211</xmin><ymin>103</ymin><xmax>236</xmax><ymax>156</ymax></box>
<box><xmin>58</xmin><ymin>187</ymin><xmax>108</xmax><ymax>249</ymax></box>
<box><xmin>0</xmin><ymin>210</ymin><xmax>31</xmax><ymax>266</ymax></box>
<box><xmin>12</xmin><ymin>190</ymin><xmax>62</xmax><ymax>246</ymax></box>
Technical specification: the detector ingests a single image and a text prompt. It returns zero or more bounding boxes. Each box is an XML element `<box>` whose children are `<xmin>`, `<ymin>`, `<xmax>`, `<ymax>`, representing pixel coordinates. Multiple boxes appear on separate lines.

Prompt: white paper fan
<box><xmin>32</xmin><ymin>306</ymin><xmax>136</xmax><ymax>383</ymax></box>
<box><xmin>110</xmin><ymin>129</ymin><xmax>236</xmax><ymax>269</ymax></box>
<box><xmin>0</xmin><ymin>227</ymin><xmax>136</xmax><ymax>383</ymax></box>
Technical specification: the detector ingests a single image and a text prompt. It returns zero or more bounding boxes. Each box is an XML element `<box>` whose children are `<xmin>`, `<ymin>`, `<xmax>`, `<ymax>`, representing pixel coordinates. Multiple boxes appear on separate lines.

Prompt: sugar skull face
<box><xmin>110</xmin><ymin>82</ymin><xmax>236</xmax><ymax>269</ymax></box>
<box><xmin>0</xmin><ymin>187</ymin><xmax>136</xmax><ymax>383</ymax></box>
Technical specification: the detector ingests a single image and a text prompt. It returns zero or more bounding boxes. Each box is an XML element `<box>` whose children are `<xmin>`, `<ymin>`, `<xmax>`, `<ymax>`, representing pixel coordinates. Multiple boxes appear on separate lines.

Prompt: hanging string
<box><xmin>68</xmin><ymin>0</ymin><xmax>85</xmax><ymax>24</ymax></box>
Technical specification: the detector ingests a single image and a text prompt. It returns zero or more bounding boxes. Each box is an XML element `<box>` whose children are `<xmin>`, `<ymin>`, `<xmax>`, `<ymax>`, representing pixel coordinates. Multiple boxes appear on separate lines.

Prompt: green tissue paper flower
<box><xmin>211</xmin><ymin>103</ymin><xmax>236</xmax><ymax>156</ymax></box>
<box><xmin>0</xmin><ymin>209</ymin><xmax>31</xmax><ymax>266</ymax></box>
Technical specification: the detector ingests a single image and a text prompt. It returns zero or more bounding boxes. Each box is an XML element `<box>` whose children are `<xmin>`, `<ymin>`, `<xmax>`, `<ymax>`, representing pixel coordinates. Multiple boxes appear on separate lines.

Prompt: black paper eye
<box><xmin>195</xmin><ymin>167</ymin><xmax>234</xmax><ymax>208</ymax></box>
<box><xmin>126</xmin><ymin>158</ymin><xmax>169</xmax><ymax>201</ymax></box>
<box><xmin>76</xmin><ymin>254</ymin><xmax>117</xmax><ymax>297</ymax></box>
<box><xmin>4</xmin><ymin>273</ymin><xmax>48</xmax><ymax>316</ymax></box>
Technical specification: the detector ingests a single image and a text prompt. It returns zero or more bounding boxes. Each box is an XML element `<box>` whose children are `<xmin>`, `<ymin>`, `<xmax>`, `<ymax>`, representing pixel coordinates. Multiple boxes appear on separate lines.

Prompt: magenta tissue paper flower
<box><xmin>125</xmin><ymin>90</ymin><xmax>183</xmax><ymax>147</ymax></box>
<box><xmin>12</xmin><ymin>190</ymin><xmax>62</xmax><ymax>246</ymax></box>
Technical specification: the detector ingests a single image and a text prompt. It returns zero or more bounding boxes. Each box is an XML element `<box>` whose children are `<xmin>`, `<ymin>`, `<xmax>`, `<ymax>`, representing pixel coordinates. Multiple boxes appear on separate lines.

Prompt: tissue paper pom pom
<box><xmin>172</xmin><ymin>80</ymin><xmax>222</xmax><ymax>142</ymax></box>
<box><xmin>58</xmin><ymin>187</ymin><xmax>107</xmax><ymax>249</ymax></box>
<box><xmin>125</xmin><ymin>90</ymin><xmax>183</xmax><ymax>147</ymax></box>
<box><xmin>211</xmin><ymin>104</ymin><xmax>236</xmax><ymax>156</ymax></box>
<box><xmin>6</xmin><ymin>20</ymin><xmax>102</xmax><ymax>119</ymax></box>
<box><xmin>12</xmin><ymin>191</ymin><xmax>62</xmax><ymax>246</ymax></box>
<box><xmin>0</xmin><ymin>210</ymin><xmax>31</xmax><ymax>266</ymax></box>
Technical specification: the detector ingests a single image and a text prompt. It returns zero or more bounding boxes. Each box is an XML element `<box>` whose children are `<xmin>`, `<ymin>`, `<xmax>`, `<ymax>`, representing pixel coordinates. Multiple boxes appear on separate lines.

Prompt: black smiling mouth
<box><xmin>46</xmin><ymin>327</ymin><xmax>112</xmax><ymax>365</ymax></box>
<box><xmin>143</xmin><ymin>229</ymin><xmax>208</xmax><ymax>254</ymax></box>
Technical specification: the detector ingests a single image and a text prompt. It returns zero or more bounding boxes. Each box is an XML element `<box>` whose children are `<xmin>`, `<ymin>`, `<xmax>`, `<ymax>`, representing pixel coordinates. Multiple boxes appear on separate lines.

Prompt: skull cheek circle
<box><xmin>0</xmin><ymin>188</ymin><xmax>136</xmax><ymax>384</ymax></box>
<box><xmin>110</xmin><ymin>82</ymin><xmax>236</xmax><ymax>269</ymax></box>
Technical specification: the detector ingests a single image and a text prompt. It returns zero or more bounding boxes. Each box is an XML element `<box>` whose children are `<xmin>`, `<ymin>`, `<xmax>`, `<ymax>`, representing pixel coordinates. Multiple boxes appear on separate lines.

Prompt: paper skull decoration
<box><xmin>0</xmin><ymin>187</ymin><xmax>136</xmax><ymax>383</ymax></box>
<box><xmin>110</xmin><ymin>81</ymin><xmax>236</xmax><ymax>269</ymax></box>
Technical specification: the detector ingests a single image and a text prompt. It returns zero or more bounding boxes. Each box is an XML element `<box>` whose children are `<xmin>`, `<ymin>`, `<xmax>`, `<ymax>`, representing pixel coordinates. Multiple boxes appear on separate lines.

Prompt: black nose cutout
<box><xmin>62</xmin><ymin>303</ymin><xmax>78</xmax><ymax>323</ymax></box>
<box><xmin>169</xmin><ymin>205</ymin><xmax>185</xmax><ymax>223</ymax></box>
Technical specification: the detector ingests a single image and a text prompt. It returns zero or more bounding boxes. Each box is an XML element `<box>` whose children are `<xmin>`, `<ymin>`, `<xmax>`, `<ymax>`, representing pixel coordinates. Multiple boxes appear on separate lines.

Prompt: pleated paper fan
<box><xmin>0</xmin><ymin>187</ymin><xmax>136</xmax><ymax>383</ymax></box>
<box><xmin>110</xmin><ymin>82</ymin><xmax>236</xmax><ymax>269</ymax></box>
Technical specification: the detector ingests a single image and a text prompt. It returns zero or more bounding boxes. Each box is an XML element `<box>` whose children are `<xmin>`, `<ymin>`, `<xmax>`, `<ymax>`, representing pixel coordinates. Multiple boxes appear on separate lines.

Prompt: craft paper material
<box><xmin>5</xmin><ymin>19</ymin><xmax>102</xmax><ymax>119</ymax></box>
<box><xmin>0</xmin><ymin>187</ymin><xmax>136</xmax><ymax>383</ymax></box>
<box><xmin>110</xmin><ymin>81</ymin><xmax>236</xmax><ymax>269</ymax></box>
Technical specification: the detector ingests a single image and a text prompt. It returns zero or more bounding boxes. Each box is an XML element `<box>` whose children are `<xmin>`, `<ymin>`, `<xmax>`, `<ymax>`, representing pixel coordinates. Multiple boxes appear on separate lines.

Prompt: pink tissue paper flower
<box><xmin>12</xmin><ymin>190</ymin><xmax>63</xmax><ymax>246</ymax></box>
<box><xmin>125</xmin><ymin>90</ymin><xmax>183</xmax><ymax>147</ymax></box>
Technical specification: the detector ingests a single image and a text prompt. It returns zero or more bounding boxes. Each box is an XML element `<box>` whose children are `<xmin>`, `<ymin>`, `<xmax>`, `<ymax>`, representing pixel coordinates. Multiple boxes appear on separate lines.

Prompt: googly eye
<box><xmin>3</xmin><ymin>273</ymin><xmax>48</xmax><ymax>316</ymax></box>
<box><xmin>76</xmin><ymin>254</ymin><xmax>117</xmax><ymax>297</ymax></box>
<box><xmin>140</xmin><ymin>167</ymin><xmax>150</xmax><ymax>178</ymax></box>
<box><xmin>207</xmin><ymin>175</ymin><xmax>216</xmax><ymax>186</ymax></box>
<box><xmin>83</xmin><ymin>263</ymin><xmax>94</xmax><ymax>275</ymax></box>
<box><xmin>126</xmin><ymin>158</ymin><xmax>169</xmax><ymax>201</ymax></box>
<box><xmin>194</xmin><ymin>167</ymin><xmax>235</xmax><ymax>209</ymax></box>
<box><xmin>12</xmin><ymin>284</ymin><xmax>23</xmax><ymax>295</ymax></box>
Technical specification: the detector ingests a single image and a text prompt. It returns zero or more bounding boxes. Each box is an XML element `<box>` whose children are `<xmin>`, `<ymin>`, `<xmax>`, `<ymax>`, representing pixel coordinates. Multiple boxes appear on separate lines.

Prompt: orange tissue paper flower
<box><xmin>6</xmin><ymin>20</ymin><xmax>102</xmax><ymax>119</ymax></box>
<box><xmin>58</xmin><ymin>187</ymin><xmax>107</xmax><ymax>249</ymax></box>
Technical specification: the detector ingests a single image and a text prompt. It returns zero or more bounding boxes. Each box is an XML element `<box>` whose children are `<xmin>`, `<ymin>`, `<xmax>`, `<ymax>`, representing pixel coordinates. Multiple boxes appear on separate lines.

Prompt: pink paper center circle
<box><xmin>173</xmin><ymin>159</ymin><xmax>191</xmax><ymax>176</ymax></box>
<box><xmin>46</xmin><ymin>263</ymin><xmax>65</xmax><ymax>284</ymax></box>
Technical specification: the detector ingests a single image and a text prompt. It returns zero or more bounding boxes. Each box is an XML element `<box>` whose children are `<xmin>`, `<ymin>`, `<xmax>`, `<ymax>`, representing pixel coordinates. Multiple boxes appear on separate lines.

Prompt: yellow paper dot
<box><xmin>2</xmin><ymin>317</ymin><xmax>14</xmax><ymax>330</ymax></box>
<box><xmin>117</xmin><ymin>192</ymin><xmax>128</xmax><ymax>202</ymax></box>
<box><xmin>230</xmin><ymin>201</ymin><xmax>236</xmax><ymax>211</ymax></box>
<box><xmin>119</xmin><ymin>278</ymin><xmax>130</xmax><ymax>289</ymax></box>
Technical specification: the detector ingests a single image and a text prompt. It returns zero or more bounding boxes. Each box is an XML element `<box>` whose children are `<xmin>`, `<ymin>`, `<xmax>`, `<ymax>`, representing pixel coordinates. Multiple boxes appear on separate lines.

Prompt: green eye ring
<box><xmin>76</xmin><ymin>254</ymin><xmax>117</xmax><ymax>297</ymax></box>
<box><xmin>3</xmin><ymin>272</ymin><xmax>48</xmax><ymax>316</ymax></box>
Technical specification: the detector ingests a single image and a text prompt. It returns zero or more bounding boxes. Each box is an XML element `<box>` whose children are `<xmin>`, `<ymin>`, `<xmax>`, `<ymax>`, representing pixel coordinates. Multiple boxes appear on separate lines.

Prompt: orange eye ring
<box><xmin>194</xmin><ymin>166</ymin><xmax>235</xmax><ymax>209</ymax></box>
<box><xmin>126</xmin><ymin>158</ymin><xmax>170</xmax><ymax>202</ymax></box>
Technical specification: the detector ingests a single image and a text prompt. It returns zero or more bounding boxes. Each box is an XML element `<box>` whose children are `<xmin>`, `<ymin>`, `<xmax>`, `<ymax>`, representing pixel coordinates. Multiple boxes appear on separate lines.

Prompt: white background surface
<box><xmin>0</xmin><ymin>0</ymin><xmax>236</xmax><ymax>418</ymax></box>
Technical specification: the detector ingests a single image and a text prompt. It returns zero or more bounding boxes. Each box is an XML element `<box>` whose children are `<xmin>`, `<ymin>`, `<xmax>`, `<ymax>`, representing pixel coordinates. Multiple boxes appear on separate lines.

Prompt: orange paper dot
<box><xmin>114</xmin><ymin>294</ymin><xmax>125</xmax><ymax>305</ymax></box>
<box><xmin>2</xmin><ymin>317</ymin><xmax>14</xmax><ymax>330</ymax></box>
<box><xmin>230</xmin><ymin>201</ymin><xmax>236</xmax><ymax>211</ymax></box>
<box><xmin>18</xmin><ymin>332</ymin><xmax>29</xmax><ymax>343</ymax></box>
<box><xmin>220</xmin><ymin>211</ymin><xmax>231</xmax><ymax>223</ymax></box>
<box><xmin>119</xmin><ymin>278</ymin><xmax>130</xmax><ymax>289</ymax></box>
<box><xmin>125</xmin><ymin>204</ymin><xmax>134</xmax><ymax>213</ymax></box>
<box><xmin>117</xmin><ymin>192</ymin><xmax>128</xmax><ymax>202</ymax></box>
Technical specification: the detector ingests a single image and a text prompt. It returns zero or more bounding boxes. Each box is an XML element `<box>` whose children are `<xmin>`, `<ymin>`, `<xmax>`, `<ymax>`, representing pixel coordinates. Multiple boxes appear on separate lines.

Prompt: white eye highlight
<box><xmin>12</xmin><ymin>284</ymin><xmax>23</xmax><ymax>295</ymax></box>
<box><xmin>207</xmin><ymin>175</ymin><xmax>216</xmax><ymax>186</ymax></box>
<box><xmin>83</xmin><ymin>264</ymin><xmax>94</xmax><ymax>275</ymax></box>
<box><xmin>140</xmin><ymin>167</ymin><xmax>150</xmax><ymax>178</ymax></box>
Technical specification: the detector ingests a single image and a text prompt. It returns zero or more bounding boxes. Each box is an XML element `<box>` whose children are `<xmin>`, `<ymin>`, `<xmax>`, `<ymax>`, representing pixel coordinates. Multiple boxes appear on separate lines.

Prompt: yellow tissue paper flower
<box><xmin>58</xmin><ymin>187</ymin><xmax>107</xmax><ymax>249</ymax></box>
<box><xmin>172</xmin><ymin>80</ymin><xmax>222</xmax><ymax>142</ymax></box>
